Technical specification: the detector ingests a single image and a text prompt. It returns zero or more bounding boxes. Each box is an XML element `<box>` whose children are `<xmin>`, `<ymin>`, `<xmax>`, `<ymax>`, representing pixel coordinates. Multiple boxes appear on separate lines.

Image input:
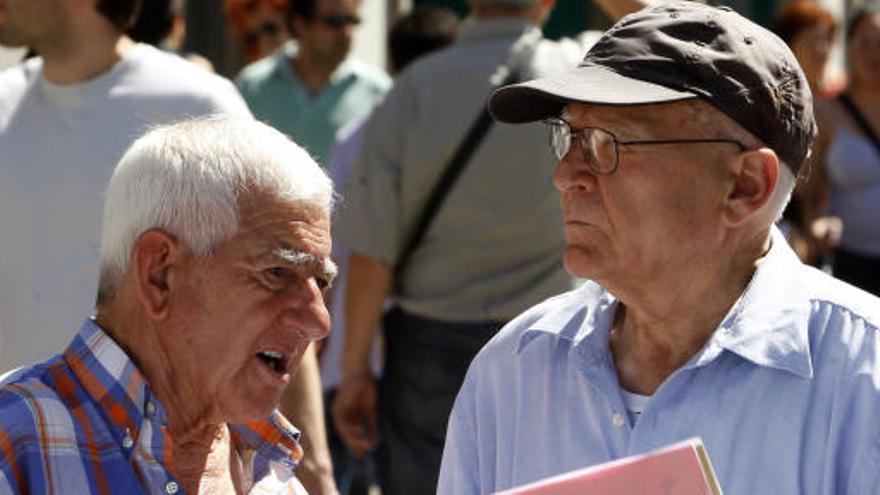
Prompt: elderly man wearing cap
<box><xmin>439</xmin><ymin>3</ymin><xmax>880</xmax><ymax>494</ymax></box>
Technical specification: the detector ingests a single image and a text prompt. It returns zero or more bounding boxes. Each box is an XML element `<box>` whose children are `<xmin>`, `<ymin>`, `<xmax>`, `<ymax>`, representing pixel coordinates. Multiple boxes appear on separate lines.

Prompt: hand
<box><xmin>811</xmin><ymin>215</ymin><xmax>843</xmax><ymax>254</ymax></box>
<box><xmin>332</xmin><ymin>374</ymin><xmax>380</xmax><ymax>457</ymax></box>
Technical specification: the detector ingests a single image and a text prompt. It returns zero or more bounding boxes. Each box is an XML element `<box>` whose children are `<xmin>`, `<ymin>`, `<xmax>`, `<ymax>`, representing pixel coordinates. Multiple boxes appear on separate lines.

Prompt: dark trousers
<box><xmin>833</xmin><ymin>247</ymin><xmax>880</xmax><ymax>297</ymax></box>
<box><xmin>377</xmin><ymin>307</ymin><xmax>503</xmax><ymax>495</ymax></box>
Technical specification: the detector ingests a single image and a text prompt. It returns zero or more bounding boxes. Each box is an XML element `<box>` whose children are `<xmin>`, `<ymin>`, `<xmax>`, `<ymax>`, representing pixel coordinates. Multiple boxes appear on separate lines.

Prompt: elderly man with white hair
<box><xmin>0</xmin><ymin>116</ymin><xmax>336</xmax><ymax>494</ymax></box>
<box><xmin>440</xmin><ymin>3</ymin><xmax>880</xmax><ymax>494</ymax></box>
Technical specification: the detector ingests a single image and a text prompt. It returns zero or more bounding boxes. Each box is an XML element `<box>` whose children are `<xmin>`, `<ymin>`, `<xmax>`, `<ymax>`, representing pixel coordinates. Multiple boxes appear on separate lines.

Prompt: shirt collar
<box><xmin>517</xmin><ymin>226</ymin><xmax>813</xmax><ymax>379</ymax></box>
<box><xmin>64</xmin><ymin>320</ymin><xmax>303</xmax><ymax>470</ymax></box>
<box><xmin>272</xmin><ymin>40</ymin><xmax>356</xmax><ymax>88</ymax></box>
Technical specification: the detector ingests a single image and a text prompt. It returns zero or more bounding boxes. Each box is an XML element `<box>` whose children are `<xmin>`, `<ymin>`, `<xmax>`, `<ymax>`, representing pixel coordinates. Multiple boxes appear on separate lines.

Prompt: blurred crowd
<box><xmin>1</xmin><ymin>0</ymin><xmax>879</xmax><ymax>494</ymax></box>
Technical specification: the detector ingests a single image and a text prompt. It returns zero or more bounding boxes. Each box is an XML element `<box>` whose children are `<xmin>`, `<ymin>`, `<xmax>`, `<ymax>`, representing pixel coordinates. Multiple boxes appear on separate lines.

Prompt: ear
<box><xmin>131</xmin><ymin>229</ymin><xmax>181</xmax><ymax>321</ymax></box>
<box><xmin>721</xmin><ymin>148</ymin><xmax>779</xmax><ymax>227</ymax></box>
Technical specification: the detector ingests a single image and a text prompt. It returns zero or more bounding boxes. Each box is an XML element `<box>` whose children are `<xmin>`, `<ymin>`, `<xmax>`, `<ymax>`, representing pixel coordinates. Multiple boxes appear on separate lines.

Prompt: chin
<box><xmin>562</xmin><ymin>245</ymin><xmax>607</xmax><ymax>280</ymax></box>
<box><xmin>226</xmin><ymin>392</ymin><xmax>283</xmax><ymax>423</ymax></box>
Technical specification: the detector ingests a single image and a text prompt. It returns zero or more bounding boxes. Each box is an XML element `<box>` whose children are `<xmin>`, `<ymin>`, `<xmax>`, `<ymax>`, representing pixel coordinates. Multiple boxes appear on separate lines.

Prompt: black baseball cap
<box><xmin>489</xmin><ymin>2</ymin><xmax>816</xmax><ymax>174</ymax></box>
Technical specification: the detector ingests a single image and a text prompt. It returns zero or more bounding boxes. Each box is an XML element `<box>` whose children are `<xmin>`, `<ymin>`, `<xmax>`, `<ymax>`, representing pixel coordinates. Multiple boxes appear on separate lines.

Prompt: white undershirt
<box><xmin>620</xmin><ymin>388</ymin><xmax>652</xmax><ymax>425</ymax></box>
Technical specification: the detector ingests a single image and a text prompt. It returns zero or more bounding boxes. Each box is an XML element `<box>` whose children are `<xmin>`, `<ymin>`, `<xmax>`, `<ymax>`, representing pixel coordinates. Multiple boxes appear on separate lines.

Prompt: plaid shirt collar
<box><xmin>64</xmin><ymin>319</ymin><xmax>304</xmax><ymax>480</ymax></box>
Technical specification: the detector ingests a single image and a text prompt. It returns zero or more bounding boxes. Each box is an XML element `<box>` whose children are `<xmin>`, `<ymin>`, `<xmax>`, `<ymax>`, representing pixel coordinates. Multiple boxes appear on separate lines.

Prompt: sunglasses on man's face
<box><xmin>317</xmin><ymin>14</ymin><xmax>361</xmax><ymax>28</ymax></box>
<box><xmin>244</xmin><ymin>21</ymin><xmax>283</xmax><ymax>46</ymax></box>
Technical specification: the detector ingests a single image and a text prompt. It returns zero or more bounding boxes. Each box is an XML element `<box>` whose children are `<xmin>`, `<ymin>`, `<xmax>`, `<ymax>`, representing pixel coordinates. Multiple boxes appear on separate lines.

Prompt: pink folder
<box><xmin>495</xmin><ymin>438</ymin><xmax>722</xmax><ymax>495</ymax></box>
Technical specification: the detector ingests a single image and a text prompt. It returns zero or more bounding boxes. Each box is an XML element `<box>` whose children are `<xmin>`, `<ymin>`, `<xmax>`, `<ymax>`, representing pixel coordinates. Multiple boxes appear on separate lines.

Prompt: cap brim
<box><xmin>489</xmin><ymin>65</ymin><xmax>699</xmax><ymax>123</ymax></box>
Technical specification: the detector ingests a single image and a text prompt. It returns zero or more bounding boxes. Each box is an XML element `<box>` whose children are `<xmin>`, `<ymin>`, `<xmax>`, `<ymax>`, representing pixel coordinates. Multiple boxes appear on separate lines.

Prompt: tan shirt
<box><xmin>340</xmin><ymin>19</ymin><xmax>598</xmax><ymax>322</ymax></box>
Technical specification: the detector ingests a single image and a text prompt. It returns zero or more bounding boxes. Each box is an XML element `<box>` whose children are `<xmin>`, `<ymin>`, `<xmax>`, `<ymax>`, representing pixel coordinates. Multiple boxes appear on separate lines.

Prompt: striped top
<box><xmin>0</xmin><ymin>319</ymin><xmax>306</xmax><ymax>494</ymax></box>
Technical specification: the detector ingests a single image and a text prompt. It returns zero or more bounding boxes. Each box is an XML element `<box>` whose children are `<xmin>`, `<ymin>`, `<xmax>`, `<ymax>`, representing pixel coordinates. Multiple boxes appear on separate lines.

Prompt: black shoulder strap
<box><xmin>394</xmin><ymin>32</ymin><xmax>540</xmax><ymax>279</ymax></box>
<box><xmin>394</xmin><ymin>71</ymin><xmax>518</xmax><ymax>277</ymax></box>
<box><xmin>839</xmin><ymin>93</ymin><xmax>880</xmax><ymax>158</ymax></box>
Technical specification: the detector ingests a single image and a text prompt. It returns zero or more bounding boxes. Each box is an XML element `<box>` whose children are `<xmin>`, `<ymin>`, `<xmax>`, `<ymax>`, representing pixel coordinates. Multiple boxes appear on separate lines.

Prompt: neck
<box><xmin>292</xmin><ymin>49</ymin><xmax>339</xmax><ymax>92</ymax></box>
<box><xmin>95</xmin><ymin>307</ymin><xmax>240</xmax><ymax>493</ymax></box>
<box><xmin>850</xmin><ymin>82</ymin><xmax>880</xmax><ymax>104</ymax></box>
<box><xmin>608</xmin><ymin>229</ymin><xmax>771</xmax><ymax>395</ymax></box>
<box><xmin>40</xmin><ymin>27</ymin><xmax>134</xmax><ymax>85</ymax></box>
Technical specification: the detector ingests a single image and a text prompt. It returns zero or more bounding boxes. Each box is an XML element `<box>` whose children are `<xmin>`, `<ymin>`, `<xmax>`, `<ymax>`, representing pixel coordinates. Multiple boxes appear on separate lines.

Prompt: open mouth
<box><xmin>257</xmin><ymin>350</ymin><xmax>286</xmax><ymax>374</ymax></box>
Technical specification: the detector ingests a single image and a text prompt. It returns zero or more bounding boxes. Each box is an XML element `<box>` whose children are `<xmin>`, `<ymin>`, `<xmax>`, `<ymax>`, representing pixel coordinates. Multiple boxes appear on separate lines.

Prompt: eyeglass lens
<box><xmin>244</xmin><ymin>21</ymin><xmax>282</xmax><ymax>45</ymax></box>
<box><xmin>546</xmin><ymin>121</ymin><xmax>618</xmax><ymax>174</ymax></box>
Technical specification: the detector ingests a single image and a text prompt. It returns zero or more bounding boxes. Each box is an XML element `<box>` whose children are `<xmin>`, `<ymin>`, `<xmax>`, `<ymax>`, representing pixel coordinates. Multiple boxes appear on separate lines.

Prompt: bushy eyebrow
<box><xmin>271</xmin><ymin>248</ymin><xmax>338</xmax><ymax>282</ymax></box>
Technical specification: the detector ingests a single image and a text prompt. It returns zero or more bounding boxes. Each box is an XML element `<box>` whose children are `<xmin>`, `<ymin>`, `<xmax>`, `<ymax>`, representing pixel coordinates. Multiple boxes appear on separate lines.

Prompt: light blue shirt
<box><xmin>235</xmin><ymin>42</ymin><xmax>390</xmax><ymax>163</ymax></box>
<box><xmin>439</xmin><ymin>228</ymin><xmax>880</xmax><ymax>494</ymax></box>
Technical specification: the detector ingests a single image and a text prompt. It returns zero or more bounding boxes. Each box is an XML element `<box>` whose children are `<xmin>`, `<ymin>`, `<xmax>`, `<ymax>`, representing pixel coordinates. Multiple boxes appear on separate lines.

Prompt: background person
<box><xmin>439</xmin><ymin>3</ymin><xmax>880</xmax><ymax>494</ymax></box>
<box><xmin>772</xmin><ymin>0</ymin><xmax>840</xmax><ymax>263</ymax></box>
<box><xmin>0</xmin><ymin>0</ymin><xmax>250</xmax><ymax>374</ymax></box>
<box><xmin>224</xmin><ymin>0</ymin><xmax>291</xmax><ymax>62</ymax></box>
<box><xmin>806</xmin><ymin>2</ymin><xmax>880</xmax><ymax>295</ymax></box>
<box><xmin>235</xmin><ymin>0</ymin><xmax>391</xmax><ymax>163</ymax></box>
<box><xmin>321</xmin><ymin>6</ymin><xmax>460</xmax><ymax>494</ymax></box>
<box><xmin>0</xmin><ymin>116</ymin><xmax>335</xmax><ymax>494</ymax></box>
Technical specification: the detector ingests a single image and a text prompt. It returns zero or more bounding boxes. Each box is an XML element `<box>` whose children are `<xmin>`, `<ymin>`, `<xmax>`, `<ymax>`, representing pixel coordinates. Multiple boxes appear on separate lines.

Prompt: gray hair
<box><xmin>97</xmin><ymin>115</ymin><xmax>333</xmax><ymax>303</ymax></box>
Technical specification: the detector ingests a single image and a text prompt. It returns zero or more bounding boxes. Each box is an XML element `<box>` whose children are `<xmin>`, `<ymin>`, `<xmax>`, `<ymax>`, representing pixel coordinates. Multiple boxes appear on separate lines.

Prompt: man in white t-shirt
<box><xmin>0</xmin><ymin>0</ymin><xmax>251</xmax><ymax>370</ymax></box>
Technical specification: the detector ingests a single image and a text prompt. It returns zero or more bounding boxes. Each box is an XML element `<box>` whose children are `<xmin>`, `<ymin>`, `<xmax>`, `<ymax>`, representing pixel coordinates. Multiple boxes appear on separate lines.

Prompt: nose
<box><xmin>278</xmin><ymin>278</ymin><xmax>331</xmax><ymax>341</ymax></box>
<box><xmin>553</xmin><ymin>141</ymin><xmax>597</xmax><ymax>193</ymax></box>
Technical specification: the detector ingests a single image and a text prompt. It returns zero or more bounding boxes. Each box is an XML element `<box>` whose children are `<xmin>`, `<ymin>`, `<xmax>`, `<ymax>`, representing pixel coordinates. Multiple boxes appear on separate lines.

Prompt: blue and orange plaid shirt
<box><xmin>0</xmin><ymin>319</ymin><xmax>307</xmax><ymax>494</ymax></box>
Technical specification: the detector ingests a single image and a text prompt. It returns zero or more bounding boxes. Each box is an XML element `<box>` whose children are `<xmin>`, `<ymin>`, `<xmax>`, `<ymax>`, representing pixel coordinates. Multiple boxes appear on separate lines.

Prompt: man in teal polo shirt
<box><xmin>236</xmin><ymin>0</ymin><xmax>390</xmax><ymax>163</ymax></box>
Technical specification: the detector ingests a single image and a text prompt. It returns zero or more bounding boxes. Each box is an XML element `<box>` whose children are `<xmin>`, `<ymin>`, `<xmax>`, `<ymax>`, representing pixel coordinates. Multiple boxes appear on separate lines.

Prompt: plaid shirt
<box><xmin>0</xmin><ymin>319</ymin><xmax>306</xmax><ymax>494</ymax></box>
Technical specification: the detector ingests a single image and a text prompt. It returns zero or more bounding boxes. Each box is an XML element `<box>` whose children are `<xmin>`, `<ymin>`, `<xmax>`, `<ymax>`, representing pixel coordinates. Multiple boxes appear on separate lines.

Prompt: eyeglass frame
<box><xmin>243</xmin><ymin>21</ymin><xmax>284</xmax><ymax>47</ymax></box>
<box><xmin>543</xmin><ymin>117</ymin><xmax>748</xmax><ymax>175</ymax></box>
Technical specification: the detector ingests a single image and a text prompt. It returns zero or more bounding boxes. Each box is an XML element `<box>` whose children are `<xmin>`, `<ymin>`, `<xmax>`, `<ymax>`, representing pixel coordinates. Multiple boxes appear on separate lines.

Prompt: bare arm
<box><xmin>280</xmin><ymin>346</ymin><xmax>338</xmax><ymax>495</ymax></box>
<box><xmin>332</xmin><ymin>252</ymin><xmax>393</xmax><ymax>457</ymax></box>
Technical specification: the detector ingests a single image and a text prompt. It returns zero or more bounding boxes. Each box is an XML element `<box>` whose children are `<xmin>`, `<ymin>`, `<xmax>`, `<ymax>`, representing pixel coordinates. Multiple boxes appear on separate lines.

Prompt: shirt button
<box><xmin>121</xmin><ymin>429</ymin><xmax>134</xmax><ymax>449</ymax></box>
<box><xmin>612</xmin><ymin>413</ymin><xmax>626</xmax><ymax>427</ymax></box>
<box><xmin>165</xmin><ymin>481</ymin><xmax>179</xmax><ymax>494</ymax></box>
<box><xmin>145</xmin><ymin>401</ymin><xmax>156</xmax><ymax>416</ymax></box>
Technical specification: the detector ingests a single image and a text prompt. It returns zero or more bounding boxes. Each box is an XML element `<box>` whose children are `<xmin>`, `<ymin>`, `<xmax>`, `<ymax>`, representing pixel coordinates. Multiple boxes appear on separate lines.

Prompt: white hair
<box><xmin>768</xmin><ymin>159</ymin><xmax>796</xmax><ymax>222</ymax></box>
<box><xmin>97</xmin><ymin>115</ymin><xmax>333</xmax><ymax>302</ymax></box>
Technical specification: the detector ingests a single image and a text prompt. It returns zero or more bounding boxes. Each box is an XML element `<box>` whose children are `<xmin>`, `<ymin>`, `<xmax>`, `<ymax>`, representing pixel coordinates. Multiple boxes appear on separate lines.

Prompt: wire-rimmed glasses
<box><xmin>544</xmin><ymin>117</ymin><xmax>747</xmax><ymax>175</ymax></box>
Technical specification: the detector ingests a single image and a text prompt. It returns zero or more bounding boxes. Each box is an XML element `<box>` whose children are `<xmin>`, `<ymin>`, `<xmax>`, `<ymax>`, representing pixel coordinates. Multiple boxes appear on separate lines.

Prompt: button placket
<box><xmin>165</xmin><ymin>481</ymin><xmax>179</xmax><ymax>494</ymax></box>
<box><xmin>121</xmin><ymin>428</ymin><xmax>134</xmax><ymax>449</ymax></box>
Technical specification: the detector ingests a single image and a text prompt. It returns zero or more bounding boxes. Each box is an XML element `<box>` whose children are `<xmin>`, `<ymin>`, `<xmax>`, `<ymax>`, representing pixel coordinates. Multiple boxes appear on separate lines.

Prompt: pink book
<box><xmin>495</xmin><ymin>438</ymin><xmax>723</xmax><ymax>495</ymax></box>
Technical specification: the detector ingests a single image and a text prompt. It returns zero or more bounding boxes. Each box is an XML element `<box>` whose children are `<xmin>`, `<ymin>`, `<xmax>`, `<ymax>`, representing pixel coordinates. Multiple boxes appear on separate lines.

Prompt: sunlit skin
<box><xmin>0</xmin><ymin>0</ymin><xmax>65</xmax><ymax>48</ymax></box>
<box><xmin>554</xmin><ymin>101</ymin><xmax>775</xmax><ymax>394</ymax></box>
<box><xmin>154</xmin><ymin>196</ymin><xmax>334</xmax><ymax>427</ymax></box>
<box><xmin>849</xmin><ymin>13</ymin><xmax>880</xmax><ymax>90</ymax></box>
<box><xmin>291</xmin><ymin>0</ymin><xmax>359</xmax><ymax>91</ymax></box>
<box><xmin>790</xmin><ymin>22</ymin><xmax>833</xmax><ymax>91</ymax></box>
<box><xmin>96</xmin><ymin>192</ymin><xmax>334</xmax><ymax>492</ymax></box>
<box><xmin>554</xmin><ymin>102</ymin><xmax>734</xmax><ymax>288</ymax></box>
<box><xmin>240</xmin><ymin>1</ymin><xmax>289</xmax><ymax>61</ymax></box>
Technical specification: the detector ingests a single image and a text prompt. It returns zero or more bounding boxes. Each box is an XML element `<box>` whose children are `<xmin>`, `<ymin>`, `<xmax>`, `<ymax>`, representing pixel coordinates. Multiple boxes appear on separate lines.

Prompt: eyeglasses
<box><xmin>544</xmin><ymin>117</ymin><xmax>747</xmax><ymax>175</ymax></box>
<box><xmin>318</xmin><ymin>14</ymin><xmax>361</xmax><ymax>28</ymax></box>
<box><xmin>244</xmin><ymin>21</ymin><xmax>283</xmax><ymax>47</ymax></box>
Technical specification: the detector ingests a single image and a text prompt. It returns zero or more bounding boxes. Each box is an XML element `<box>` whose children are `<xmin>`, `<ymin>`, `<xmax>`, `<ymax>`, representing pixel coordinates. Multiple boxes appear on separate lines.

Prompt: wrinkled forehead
<box><xmin>562</xmin><ymin>99</ymin><xmax>725</xmax><ymax>136</ymax></box>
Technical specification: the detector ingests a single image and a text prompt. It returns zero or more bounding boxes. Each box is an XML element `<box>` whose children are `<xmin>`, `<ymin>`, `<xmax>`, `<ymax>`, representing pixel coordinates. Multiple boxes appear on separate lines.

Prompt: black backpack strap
<box><xmin>393</xmin><ymin>30</ymin><xmax>541</xmax><ymax>280</ymax></box>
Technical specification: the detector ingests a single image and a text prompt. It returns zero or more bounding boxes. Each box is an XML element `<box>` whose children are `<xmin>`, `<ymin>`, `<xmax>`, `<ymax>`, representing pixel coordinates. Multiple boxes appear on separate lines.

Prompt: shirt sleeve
<box><xmin>438</xmin><ymin>360</ymin><xmax>484</xmax><ymax>495</ymax></box>
<box><xmin>336</xmin><ymin>74</ymin><xmax>416</xmax><ymax>265</ymax></box>
<box><xmin>204</xmin><ymin>77</ymin><xmax>254</xmax><ymax>119</ymax></box>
